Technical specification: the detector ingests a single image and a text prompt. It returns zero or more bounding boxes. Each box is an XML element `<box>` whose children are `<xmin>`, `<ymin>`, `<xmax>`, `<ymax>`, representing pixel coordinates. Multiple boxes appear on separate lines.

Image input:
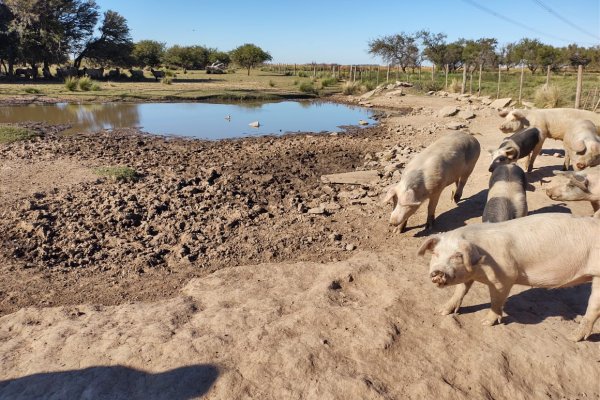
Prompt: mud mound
<box><xmin>1</xmin><ymin>252</ymin><xmax>597</xmax><ymax>399</ymax></box>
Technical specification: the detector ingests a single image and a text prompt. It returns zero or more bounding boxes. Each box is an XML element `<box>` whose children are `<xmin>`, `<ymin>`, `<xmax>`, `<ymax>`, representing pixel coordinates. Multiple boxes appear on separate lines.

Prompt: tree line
<box><xmin>0</xmin><ymin>0</ymin><xmax>272</xmax><ymax>79</ymax></box>
<box><xmin>368</xmin><ymin>31</ymin><xmax>600</xmax><ymax>74</ymax></box>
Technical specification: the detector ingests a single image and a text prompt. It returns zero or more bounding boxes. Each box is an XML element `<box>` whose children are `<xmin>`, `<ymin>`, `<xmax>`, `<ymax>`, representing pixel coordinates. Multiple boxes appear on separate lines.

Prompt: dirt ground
<box><xmin>1</xmin><ymin>91</ymin><xmax>598</xmax><ymax>399</ymax></box>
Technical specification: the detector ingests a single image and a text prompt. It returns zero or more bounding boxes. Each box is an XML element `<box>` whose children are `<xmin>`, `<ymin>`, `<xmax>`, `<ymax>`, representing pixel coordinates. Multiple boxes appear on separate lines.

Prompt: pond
<box><xmin>0</xmin><ymin>101</ymin><xmax>377</xmax><ymax>139</ymax></box>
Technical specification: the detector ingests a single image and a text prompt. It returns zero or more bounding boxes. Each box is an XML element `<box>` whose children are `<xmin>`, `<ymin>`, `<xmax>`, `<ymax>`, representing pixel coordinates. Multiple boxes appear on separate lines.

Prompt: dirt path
<box><xmin>1</xmin><ymin>92</ymin><xmax>598</xmax><ymax>399</ymax></box>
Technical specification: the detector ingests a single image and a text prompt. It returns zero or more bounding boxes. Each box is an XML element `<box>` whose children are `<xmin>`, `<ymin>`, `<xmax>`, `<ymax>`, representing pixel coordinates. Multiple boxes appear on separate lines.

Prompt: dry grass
<box><xmin>534</xmin><ymin>84</ymin><xmax>562</xmax><ymax>108</ymax></box>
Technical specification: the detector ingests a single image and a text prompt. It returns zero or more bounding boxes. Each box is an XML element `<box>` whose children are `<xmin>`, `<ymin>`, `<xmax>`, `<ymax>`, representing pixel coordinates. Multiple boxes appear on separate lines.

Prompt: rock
<box><xmin>358</xmin><ymin>120</ymin><xmax>369</xmax><ymax>126</ymax></box>
<box><xmin>345</xmin><ymin>244</ymin><xmax>356</xmax><ymax>251</ymax></box>
<box><xmin>489</xmin><ymin>97</ymin><xmax>512</xmax><ymax>109</ymax></box>
<box><xmin>446</xmin><ymin>121</ymin><xmax>467</xmax><ymax>130</ymax></box>
<box><xmin>383</xmin><ymin>163</ymin><xmax>403</xmax><ymax>174</ymax></box>
<box><xmin>458</xmin><ymin>109</ymin><xmax>476</xmax><ymax>120</ymax></box>
<box><xmin>320</xmin><ymin>202</ymin><xmax>341</xmax><ymax>212</ymax></box>
<box><xmin>329</xmin><ymin>232</ymin><xmax>342</xmax><ymax>241</ymax></box>
<box><xmin>321</xmin><ymin>170</ymin><xmax>380</xmax><ymax>186</ymax></box>
<box><xmin>249</xmin><ymin>121</ymin><xmax>260</xmax><ymax>128</ymax></box>
<box><xmin>438</xmin><ymin>106</ymin><xmax>458</xmax><ymax>118</ymax></box>
<box><xmin>307</xmin><ymin>207</ymin><xmax>325</xmax><ymax>215</ymax></box>
<box><xmin>388</xmin><ymin>89</ymin><xmax>404</xmax><ymax>97</ymax></box>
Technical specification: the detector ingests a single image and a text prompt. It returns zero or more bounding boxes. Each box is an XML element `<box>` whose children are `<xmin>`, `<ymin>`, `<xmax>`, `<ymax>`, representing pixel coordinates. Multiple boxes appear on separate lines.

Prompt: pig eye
<box><xmin>498</xmin><ymin>156</ymin><xmax>506</xmax><ymax>162</ymax></box>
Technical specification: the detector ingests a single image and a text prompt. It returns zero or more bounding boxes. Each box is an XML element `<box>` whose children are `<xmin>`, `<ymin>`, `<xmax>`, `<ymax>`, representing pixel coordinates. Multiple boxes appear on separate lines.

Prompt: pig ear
<box><xmin>458</xmin><ymin>241</ymin><xmax>483</xmax><ymax>273</ymax></box>
<box><xmin>505</xmin><ymin>147</ymin><xmax>519</xmax><ymax>160</ymax></box>
<box><xmin>569</xmin><ymin>175</ymin><xmax>589</xmax><ymax>191</ymax></box>
<box><xmin>588</xmin><ymin>141</ymin><xmax>600</xmax><ymax>153</ymax></box>
<box><xmin>498</xmin><ymin>109</ymin><xmax>509</xmax><ymax>117</ymax></box>
<box><xmin>417</xmin><ymin>236</ymin><xmax>440</xmax><ymax>256</ymax></box>
<box><xmin>572</xmin><ymin>140</ymin><xmax>586</xmax><ymax>153</ymax></box>
<box><xmin>382</xmin><ymin>186</ymin><xmax>398</xmax><ymax>206</ymax></box>
<box><xmin>512</xmin><ymin>110</ymin><xmax>526</xmax><ymax>120</ymax></box>
<box><xmin>400</xmin><ymin>189</ymin><xmax>422</xmax><ymax>207</ymax></box>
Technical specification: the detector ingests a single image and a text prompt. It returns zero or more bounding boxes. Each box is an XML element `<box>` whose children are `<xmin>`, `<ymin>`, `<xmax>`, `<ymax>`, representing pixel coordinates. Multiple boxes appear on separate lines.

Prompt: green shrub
<box><xmin>342</xmin><ymin>81</ymin><xmax>361</xmax><ymax>95</ymax></box>
<box><xmin>164</xmin><ymin>70</ymin><xmax>176</xmax><ymax>77</ymax></box>
<box><xmin>95</xmin><ymin>166</ymin><xmax>138</xmax><ymax>181</ymax></box>
<box><xmin>24</xmin><ymin>87</ymin><xmax>41</xmax><ymax>94</ymax></box>
<box><xmin>298</xmin><ymin>71</ymin><xmax>309</xmax><ymax>78</ymax></box>
<box><xmin>161</xmin><ymin>76</ymin><xmax>173</xmax><ymax>85</ymax></box>
<box><xmin>320</xmin><ymin>77</ymin><xmax>338</xmax><ymax>87</ymax></box>
<box><xmin>534</xmin><ymin>84</ymin><xmax>562</xmax><ymax>108</ymax></box>
<box><xmin>299</xmin><ymin>81</ymin><xmax>317</xmax><ymax>94</ymax></box>
<box><xmin>78</xmin><ymin>76</ymin><xmax>93</xmax><ymax>91</ymax></box>
<box><xmin>91</xmin><ymin>83</ymin><xmax>101</xmax><ymax>91</ymax></box>
<box><xmin>268</xmin><ymin>79</ymin><xmax>275</xmax><ymax>87</ymax></box>
<box><xmin>0</xmin><ymin>125</ymin><xmax>36</xmax><ymax>144</ymax></box>
<box><xmin>293</xmin><ymin>79</ymin><xmax>299</xmax><ymax>85</ymax></box>
<box><xmin>64</xmin><ymin>76</ymin><xmax>78</xmax><ymax>91</ymax></box>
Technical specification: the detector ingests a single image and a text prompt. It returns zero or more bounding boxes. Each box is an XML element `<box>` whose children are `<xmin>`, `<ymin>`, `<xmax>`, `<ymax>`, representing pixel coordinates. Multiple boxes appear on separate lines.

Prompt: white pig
<box><xmin>417</xmin><ymin>213</ymin><xmax>600</xmax><ymax>341</ymax></box>
<box><xmin>562</xmin><ymin>119</ymin><xmax>600</xmax><ymax>171</ymax></box>
<box><xmin>383</xmin><ymin>131</ymin><xmax>480</xmax><ymax>232</ymax></box>
<box><xmin>546</xmin><ymin>166</ymin><xmax>600</xmax><ymax>215</ymax></box>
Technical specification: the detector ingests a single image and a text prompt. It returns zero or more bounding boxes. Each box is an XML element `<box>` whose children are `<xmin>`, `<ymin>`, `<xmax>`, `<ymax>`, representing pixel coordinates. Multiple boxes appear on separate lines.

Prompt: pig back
<box><xmin>508</xmin><ymin>128</ymin><xmax>540</xmax><ymax>159</ymax></box>
<box><xmin>460</xmin><ymin>213</ymin><xmax>600</xmax><ymax>286</ymax></box>
<box><xmin>405</xmin><ymin>131</ymin><xmax>480</xmax><ymax>190</ymax></box>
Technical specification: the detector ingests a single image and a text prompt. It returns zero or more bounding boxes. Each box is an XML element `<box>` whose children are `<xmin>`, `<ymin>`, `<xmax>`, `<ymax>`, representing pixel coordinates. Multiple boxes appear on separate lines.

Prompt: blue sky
<box><xmin>96</xmin><ymin>0</ymin><xmax>599</xmax><ymax>64</ymax></box>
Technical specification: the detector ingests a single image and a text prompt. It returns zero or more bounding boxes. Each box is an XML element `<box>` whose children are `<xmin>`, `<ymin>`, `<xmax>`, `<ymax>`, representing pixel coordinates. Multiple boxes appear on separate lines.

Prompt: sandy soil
<box><xmin>0</xmin><ymin>91</ymin><xmax>598</xmax><ymax>399</ymax></box>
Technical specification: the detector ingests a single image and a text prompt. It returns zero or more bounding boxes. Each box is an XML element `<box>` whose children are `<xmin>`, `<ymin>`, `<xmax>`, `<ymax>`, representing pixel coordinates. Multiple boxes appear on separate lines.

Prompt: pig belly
<box><xmin>514</xmin><ymin>255</ymin><xmax>592</xmax><ymax>288</ymax></box>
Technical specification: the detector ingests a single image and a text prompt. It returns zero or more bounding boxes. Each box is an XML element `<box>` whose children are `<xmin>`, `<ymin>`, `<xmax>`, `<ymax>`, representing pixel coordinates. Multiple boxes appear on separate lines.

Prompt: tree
<box><xmin>74</xmin><ymin>10</ymin><xmax>133</xmax><ymax>68</ymax></box>
<box><xmin>513</xmin><ymin>38</ymin><xmax>544</xmax><ymax>73</ymax></box>
<box><xmin>230</xmin><ymin>43</ymin><xmax>272</xmax><ymax>75</ymax></box>
<box><xmin>418</xmin><ymin>30</ymin><xmax>447</xmax><ymax>68</ymax></box>
<box><xmin>163</xmin><ymin>45</ymin><xmax>208</xmax><ymax>70</ymax></box>
<box><xmin>4</xmin><ymin>0</ymin><xmax>99</xmax><ymax>75</ymax></box>
<box><xmin>132</xmin><ymin>40</ymin><xmax>165</xmax><ymax>68</ymax></box>
<box><xmin>207</xmin><ymin>48</ymin><xmax>230</xmax><ymax>66</ymax></box>
<box><xmin>368</xmin><ymin>33</ymin><xmax>420</xmax><ymax>72</ymax></box>
<box><xmin>0</xmin><ymin>3</ymin><xmax>18</xmax><ymax>74</ymax></box>
<box><xmin>564</xmin><ymin>43</ymin><xmax>592</xmax><ymax>67</ymax></box>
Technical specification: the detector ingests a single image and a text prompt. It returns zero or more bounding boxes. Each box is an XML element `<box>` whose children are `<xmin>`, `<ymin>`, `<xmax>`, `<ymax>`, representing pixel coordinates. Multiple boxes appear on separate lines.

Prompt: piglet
<box><xmin>482</xmin><ymin>164</ymin><xmax>527</xmax><ymax>223</ymax></box>
<box><xmin>417</xmin><ymin>213</ymin><xmax>600</xmax><ymax>341</ymax></box>
<box><xmin>383</xmin><ymin>131</ymin><xmax>480</xmax><ymax>232</ymax></box>
<box><xmin>488</xmin><ymin>127</ymin><xmax>541</xmax><ymax>172</ymax></box>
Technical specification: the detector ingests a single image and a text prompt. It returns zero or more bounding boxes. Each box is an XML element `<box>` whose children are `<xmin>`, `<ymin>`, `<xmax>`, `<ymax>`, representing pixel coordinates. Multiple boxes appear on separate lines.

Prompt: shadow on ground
<box><xmin>0</xmin><ymin>364</ymin><xmax>219</xmax><ymax>400</ymax></box>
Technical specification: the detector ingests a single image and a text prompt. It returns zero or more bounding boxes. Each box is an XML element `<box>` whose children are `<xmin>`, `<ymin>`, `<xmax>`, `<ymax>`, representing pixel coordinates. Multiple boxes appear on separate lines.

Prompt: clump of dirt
<box><xmin>1</xmin><ymin>128</ymin><xmax>376</xmax><ymax>272</ymax></box>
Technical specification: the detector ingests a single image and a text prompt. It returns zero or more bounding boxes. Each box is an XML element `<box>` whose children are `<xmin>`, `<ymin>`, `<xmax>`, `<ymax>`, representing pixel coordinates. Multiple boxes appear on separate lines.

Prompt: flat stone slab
<box><xmin>321</xmin><ymin>170</ymin><xmax>380</xmax><ymax>186</ymax></box>
<box><xmin>490</xmin><ymin>97</ymin><xmax>512</xmax><ymax>109</ymax></box>
<box><xmin>438</xmin><ymin>106</ymin><xmax>458</xmax><ymax>117</ymax></box>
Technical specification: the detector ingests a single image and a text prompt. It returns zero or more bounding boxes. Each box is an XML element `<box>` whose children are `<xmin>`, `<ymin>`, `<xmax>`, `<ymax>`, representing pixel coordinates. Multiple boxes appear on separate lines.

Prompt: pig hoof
<box><xmin>481</xmin><ymin>313</ymin><xmax>501</xmax><ymax>326</ymax></box>
<box><xmin>439</xmin><ymin>303</ymin><xmax>459</xmax><ymax>315</ymax></box>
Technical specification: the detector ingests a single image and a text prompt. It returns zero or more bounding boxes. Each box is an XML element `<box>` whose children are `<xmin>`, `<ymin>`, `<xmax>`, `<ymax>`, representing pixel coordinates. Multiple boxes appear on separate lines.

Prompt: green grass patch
<box><xmin>95</xmin><ymin>166</ymin><xmax>138</xmax><ymax>181</ymax></box>
<box><xmin>0</xmin><ymin>125</ymin><xmax>37</xmax><ymax>144</ymax></box>
<box><xmin>64</xmin><ymin>76</ymin><xmax>78</xmax><ymax>91</ymax></box>
<box><xmin>299</xmin><ymin>81</ymin><xmax>317</xmax><ymax>94</ymax></box>
<box><xmin>24</xmin><ymin>87</ymin><xmax>41</xmax><ymax>94</ymax></box>
<box><xmin>78</xmin><ymin>76</ymin><xmax>93</xmax><ymax>91</ymax></box>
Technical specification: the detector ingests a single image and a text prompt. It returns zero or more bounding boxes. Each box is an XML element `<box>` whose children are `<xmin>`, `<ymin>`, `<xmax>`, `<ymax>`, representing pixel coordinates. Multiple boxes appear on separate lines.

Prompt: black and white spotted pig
<box><xmin>488</xmin><ymin>127</ymin><xmax>541</xmax><ymax>173</ymax></box>
<box><xmin>482</xmin><ymin>164</ymin><xmax>528</xmax><ymax>223</ymax></box>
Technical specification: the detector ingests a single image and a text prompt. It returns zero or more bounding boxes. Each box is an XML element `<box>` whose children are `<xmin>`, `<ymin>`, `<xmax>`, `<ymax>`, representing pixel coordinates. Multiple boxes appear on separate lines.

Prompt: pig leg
<box><xmin>481</xmin><ymin>284</ymin><xmax>512</xmax><ymax>326</ymax></box>
<box><xmin>568</xmin><ymin>277</ymin><xmax>600</xmax><ymax>342</ymax></box>
<box><xmin>426</xmin><ymin>191</ymin><xmax>442</xmax><ymax>229</ymax></box>
<box><xmin>439</xmin><ymin>280</ymin><xmax>474</xmax><ymax>315</ymax></box>
<box><xmin>564</xmin><ymin>150</ymin><xmax>571</xmax><ymax>171</ymax></box>
<box><xmin>526</xmin><ymin>138</ymin><xmax>546</xmax><ymax>172</ymax></box>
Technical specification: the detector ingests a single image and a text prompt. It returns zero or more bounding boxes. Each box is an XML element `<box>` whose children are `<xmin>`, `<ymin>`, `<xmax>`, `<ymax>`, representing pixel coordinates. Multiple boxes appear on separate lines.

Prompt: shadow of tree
<box><xmin>528</xmin><ymin>164</ymin><xmax>562</xmax><ymax>184</ymax></box>
<box><xmin>0</xmin><ymin>364</ymin><xmax>219</xmax><ymax>400</ymax></box>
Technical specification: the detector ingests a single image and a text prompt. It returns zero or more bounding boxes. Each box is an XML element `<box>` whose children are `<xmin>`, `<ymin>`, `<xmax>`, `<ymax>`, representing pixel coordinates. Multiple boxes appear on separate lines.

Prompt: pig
<box><xmin>487</xmin><ymin>127</ymin><xmax>541</xmax><ymax>173</ymax></box>
<box><xmin>383</xmin><ymin>131</ymin><xmax>480</xmax><ymax>232</ymax></box>
<box><xmin>546</xmin><ymin>166</ymin><xmax>600</xmax><ymax>215</ymax></box>
<box><xmin>498</xmin><ymin>108</ymin><xmax>600</xmax><ymax>171</ymax></box>
<box><xmin>417</xmin><ymin>213</ymin><xmax>600</xmax><ymax>341</ymax></box>
<box><xmin>562</xmin><ymin>119</ymin><xmax>600</xmax><ymax>171</ymax></box>
<box><xmin>482</xmin><ymin>164</ymin><xmax>527</xmax><ymax>223</ymax></box>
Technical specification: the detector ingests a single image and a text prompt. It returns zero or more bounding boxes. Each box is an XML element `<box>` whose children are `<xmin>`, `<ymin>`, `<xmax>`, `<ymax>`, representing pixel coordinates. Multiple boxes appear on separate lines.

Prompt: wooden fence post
<box><xmin>497</xmin><ymin>64</ymin><xmax>501</xmax><ymax>99</ymax></box>
<box><xmin>518</xmin><ymin>63</ymin><xmax>525</xmax><ymax>105</ymax></box>
<box><xmin>445</xmin><ymin>64</ymin><xmax>449</xmax><ymax>89</ymax></box>
<box><xmin>386</xmin><ymin>64</ymin><xmax>390</xmax><ymax>82</ymax></box>
<box><xmin>461</xmin><ymin>64</ymin><xmax>467</xmax><ymax>94</ymax></box>
<box><xmin>477</xmin><ymin>63</ymin><xmax>483</xmax><ymax>96</ymax></box>
<box><xmin>575</xmin><ymin>64</ymin><xmax>583</xmax><ymax>109</ymax></box>
<box><xmin>546</xmin><ymin>65</ymin><xmax>550</xmax><ymax>86</ymax></box>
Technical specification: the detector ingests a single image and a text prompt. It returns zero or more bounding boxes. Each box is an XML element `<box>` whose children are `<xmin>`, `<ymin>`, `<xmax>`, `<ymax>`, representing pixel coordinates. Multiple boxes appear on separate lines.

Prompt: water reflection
<box><xmin>0</xmin><ymin>101</ymin><xmax>376</xmax><ymax>139</ymax></box>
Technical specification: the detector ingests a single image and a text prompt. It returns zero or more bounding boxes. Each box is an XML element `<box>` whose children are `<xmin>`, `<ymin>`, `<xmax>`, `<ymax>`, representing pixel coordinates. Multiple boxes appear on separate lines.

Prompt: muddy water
<box><xmin>0</xmin><ymin>101</ymin><xmax>376</xmax><ymax>139</ymax></box>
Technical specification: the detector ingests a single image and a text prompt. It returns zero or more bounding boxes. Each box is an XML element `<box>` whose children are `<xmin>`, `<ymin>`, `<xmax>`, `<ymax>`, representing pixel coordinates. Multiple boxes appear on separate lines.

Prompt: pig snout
<box><xmin>430</xmin><ymin>270</ymin><xmax>448</xmax><ymax>287</ymax></box>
